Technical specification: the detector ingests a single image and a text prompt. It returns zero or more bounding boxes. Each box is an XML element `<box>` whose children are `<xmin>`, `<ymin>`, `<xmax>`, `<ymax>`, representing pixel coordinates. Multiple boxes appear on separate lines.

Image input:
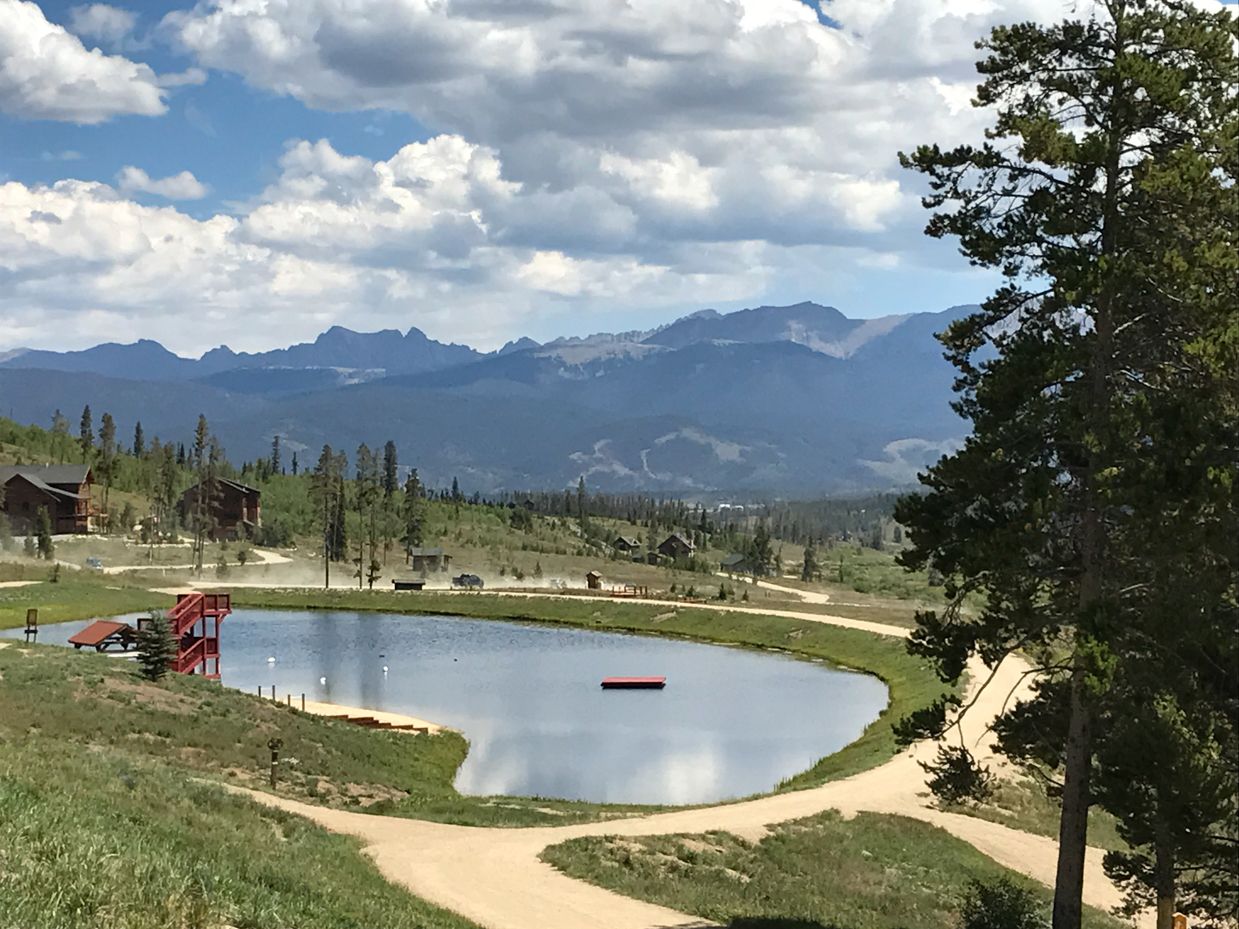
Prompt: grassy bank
<box><xmin>0</xmin><ymin>569</ymin><xmax>172</xmax><ymax>629</ymax></box>
<box><xmin>946</xmin><ymin>778</ymin><xmax>1128</xmax><ymax>854</ymax></box>
<box><xmin>233</xmin><ymin>587</ymin><xmax>950</xmax><ymax>790</ymax></box>
<box><xmin>0</xmin><ymin>735</ymin><xmax>480</xmax><ymax>929</ymax></box>
<box><xmin>0</xmin><ymin>641</ymin><xmax>661</xmax><ymax>827</ymax></box>
<box><xmin>541</xmin><ymin>811</ymin><xmax>1124</xmax><ymax>929</ymax></box>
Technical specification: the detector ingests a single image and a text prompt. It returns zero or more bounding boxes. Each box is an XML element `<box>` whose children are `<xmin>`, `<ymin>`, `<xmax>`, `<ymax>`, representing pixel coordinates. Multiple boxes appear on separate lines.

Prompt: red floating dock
<box><xmin>601</xmin><ymin>676</ymin><xmax>666</xmax><ymax>689</ymax></box>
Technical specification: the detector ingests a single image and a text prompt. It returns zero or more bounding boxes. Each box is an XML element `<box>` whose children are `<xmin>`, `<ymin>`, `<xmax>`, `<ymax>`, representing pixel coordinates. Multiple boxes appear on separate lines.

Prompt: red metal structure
<box><xmin>139</xmin><ymin>592</ymin><xmax>231</xmax><ymax>679</ymax></box>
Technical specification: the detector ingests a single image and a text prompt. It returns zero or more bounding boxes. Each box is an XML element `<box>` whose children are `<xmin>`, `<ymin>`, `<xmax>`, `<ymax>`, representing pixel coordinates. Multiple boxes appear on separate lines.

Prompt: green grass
<box><xmin>0</xmin><ymin>735</ymin><xmax>481</xmax><ymax>929</ymax></box>
<box><xmin>233</xmin><ymin>588</ymin><xmax>952</xmax><ymax>790</ymax></box>
<box><xmin>0</xmin><ymin>571</ymin><xmax>172</xmax><ymax>629</ymax></box>
<box><xmin>541</xmin><ymin>811</ymin><xmax>1125</xmax><ymax>929</ymax></box>
<box><xmin>945</xmin><ymin>777</ymin><xmax>1129</xmax><ymax>854</ymax></box>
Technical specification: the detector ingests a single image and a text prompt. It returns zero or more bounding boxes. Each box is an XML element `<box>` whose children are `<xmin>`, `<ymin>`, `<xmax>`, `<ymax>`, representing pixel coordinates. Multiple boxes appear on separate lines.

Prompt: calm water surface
<box><xmin>11</xmin><ymin>610</ymin><xmax>888</xmax><ymax>804</ymax></box>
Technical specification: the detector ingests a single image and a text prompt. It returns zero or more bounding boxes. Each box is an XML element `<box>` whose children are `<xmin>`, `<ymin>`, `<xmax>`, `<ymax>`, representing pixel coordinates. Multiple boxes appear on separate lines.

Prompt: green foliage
<box><xmin>892</xmin><ymin>693</ymin><xmax>961</xmax><ymax>749</ymax></box>
<box><xmin>920</xmin><ymin>745</ymin><xmax>995</xmax><ymax>806</ymax></box>
<box><xmin>135</xmin><ymin>611</ymin><xmax>177</xmax><ymax>681</ymax></box>
<box><xmin>33</xmin><ymin>507</ymin><xmax>53</xmax><ymax>560</ymax></box>
<box><xmin>897</xmin><ymin>2</ymin><xmax>1238</xmax><ymax>922</ymax></box>
<box><xmin>543</xmin><ymin>812</ymin><xmax>1121</xmax><ymax>929</ymax></box>
<box><xmin>0</xmin><ymin>737</ymin><xmax>480</xmax><ymax>929</ymax></box>
<box><xmin>959</xmin><ymin>878</ymin><xmax>1047</xmax><ymax>929</ymax></box>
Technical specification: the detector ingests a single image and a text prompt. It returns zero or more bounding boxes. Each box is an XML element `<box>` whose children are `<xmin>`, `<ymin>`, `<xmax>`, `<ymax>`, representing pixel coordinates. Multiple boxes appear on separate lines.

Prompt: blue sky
<box><xmin>3</xmin><ymin>0</ymin><xmax>1108</xmax><ymax>355</ymax></box>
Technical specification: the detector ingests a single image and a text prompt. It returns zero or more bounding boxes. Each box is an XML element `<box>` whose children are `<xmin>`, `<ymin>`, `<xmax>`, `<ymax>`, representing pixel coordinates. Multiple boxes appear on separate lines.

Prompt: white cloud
<box><xmin>115</xmin><ymin>166</ymin><xmax>209</xmax><ymax>199</ymax></box>
<box><xmin>6</xmin><ymin>0</ymin><xmax>1051</xmax><ymax>352</ymax></box>
<box><xmin>160</xmin><ymin>0</ymin><xmax>1055</xmax><ymax>259</ymax></box>
<box><xmin>0</xmin><ymin>0</ymin><xmax>166</xmax><ymax>123</ymax></box>
<box><xmin>68</xmin><ymin>4</ymin><xmax>136</xmax><ymax>44</ymax></box>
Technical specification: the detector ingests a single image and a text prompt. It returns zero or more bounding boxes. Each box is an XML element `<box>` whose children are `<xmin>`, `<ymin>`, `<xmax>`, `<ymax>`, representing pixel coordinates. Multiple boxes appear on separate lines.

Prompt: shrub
<box><xmin>135</xmin><ymin>611</ymin><xmax>177</xmax><ymax>681</ymax></box>
<box><xmin>958</xmin><ymin>877</ymin><xmax>1047</xmax><ymax>929</ymax></box>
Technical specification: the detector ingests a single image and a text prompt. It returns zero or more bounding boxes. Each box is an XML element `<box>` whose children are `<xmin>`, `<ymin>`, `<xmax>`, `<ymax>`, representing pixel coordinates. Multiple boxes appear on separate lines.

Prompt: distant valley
<box><xmin>0</xmin><ymin>302</ymin><xmax>972</xmax><ymax>495</ymax></box>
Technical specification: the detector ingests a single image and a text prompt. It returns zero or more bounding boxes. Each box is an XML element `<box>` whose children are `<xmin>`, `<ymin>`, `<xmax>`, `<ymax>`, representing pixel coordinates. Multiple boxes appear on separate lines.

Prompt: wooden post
<box><xmin>286</xmin><ymin>693</ymin><xmax>290</xmax><ymax>707</ymax></box>
<box><xmin>268</xmin><ymin>738</ymin><xmax>282</xmax><ymax>788</ymax></box>
<box><xmin>301</xmin><ymin>694</ymin><xmax>305</xmax><ymax>711</ymax></box>
<box><xmin>24</xmin><ymin>608</ymin><xmax>37</xmax><ymax>642</ymax></box>
<box><xmin>256</xmin><ymin>685</ymin><xmax>261</xmax><ymax>697</ymax></box>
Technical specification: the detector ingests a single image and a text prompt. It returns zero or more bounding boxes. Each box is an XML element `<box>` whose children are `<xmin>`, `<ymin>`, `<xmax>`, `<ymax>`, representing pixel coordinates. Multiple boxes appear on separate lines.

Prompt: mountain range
<box><xmin>0</xmin><ymin>302</ymin><xmax>973</xmax><ymax>495</ymax></box>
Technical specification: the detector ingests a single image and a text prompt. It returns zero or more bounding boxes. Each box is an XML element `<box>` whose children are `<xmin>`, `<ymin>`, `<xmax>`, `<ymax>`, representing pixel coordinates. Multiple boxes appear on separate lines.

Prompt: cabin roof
<box><xmin>2</xmin><ymin>471</ymin><xmax>88</xmax><ymax>501</ymax></box>
<box><xmin>0</xmin><ymin>464</ymin><xmax>92</xmax><ymax>487</ymax></box>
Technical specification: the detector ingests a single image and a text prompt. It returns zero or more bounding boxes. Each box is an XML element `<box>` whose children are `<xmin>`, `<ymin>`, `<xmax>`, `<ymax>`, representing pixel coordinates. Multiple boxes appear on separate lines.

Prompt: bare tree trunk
<box><xmin>1154</xmin><ymin>836</ymin><xmax>1176</xmax><ymax>929</ymax></box>
<box><xmin>1054</xmin><ymin>663</ymin><xmax>1092</xmax><ymax>929</ymax></box>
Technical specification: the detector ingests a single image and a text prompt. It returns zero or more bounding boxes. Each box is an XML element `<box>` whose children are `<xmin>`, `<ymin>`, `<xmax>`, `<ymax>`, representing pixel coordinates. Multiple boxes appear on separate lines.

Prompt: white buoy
<box><xmin>320</xmin><ymin>676</ymin><xmax>327</xmax><ymax>685</ymax></box>
<box><xmin>383</xmin><ymin>665</ymin><xmax>389</xmax><ymax>673</ymax></box>
<box><xmin>267</xmin><ymin>656</ymin><xmax>275</xmax><ymax>663</ymax></box>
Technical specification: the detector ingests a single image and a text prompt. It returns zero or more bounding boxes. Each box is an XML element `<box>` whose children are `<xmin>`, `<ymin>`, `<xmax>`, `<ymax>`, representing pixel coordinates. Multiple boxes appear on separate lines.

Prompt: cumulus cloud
<box><xmin>67</xmin><ymin>3</ymin><xmax>136</xmax><ymax>44</ymax></box>
<box><xmin>160</xmin><ymin>0</ymin><xmax>1059</xmax><ymax>261</ymax></box>
<box><xmin>115</xmin><ymin>166</ymin><xmax>209</xmax><ymax>199</ymax></box>
<box><xmin>0</xmin><ymin>0</ymin><xmax>167</xmax><ymax>123</ymax></box>
<box><xmin>0</xmin><ymin>151</ymin><xmax>778</xmax><ymax>354</ymax></box>
<box><xmin>7</xmin><ymin>0</ymin><xmax>1059</xmax><ymax>351</ymax></box>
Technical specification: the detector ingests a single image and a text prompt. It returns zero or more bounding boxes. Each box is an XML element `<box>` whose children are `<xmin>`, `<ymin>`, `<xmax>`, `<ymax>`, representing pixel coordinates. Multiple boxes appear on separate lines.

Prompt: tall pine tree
<box><xmin>895</xmin><ymin>3</ymin><xmax>1236</xmax><ymax>927</ymax></box>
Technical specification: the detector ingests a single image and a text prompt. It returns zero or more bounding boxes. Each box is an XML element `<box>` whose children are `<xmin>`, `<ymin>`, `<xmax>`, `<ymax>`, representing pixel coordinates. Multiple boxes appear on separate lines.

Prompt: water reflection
<box><xmin>8</xmin><ymin>610</ymin><xmax>889</xmax><ymax>805</ymax></box>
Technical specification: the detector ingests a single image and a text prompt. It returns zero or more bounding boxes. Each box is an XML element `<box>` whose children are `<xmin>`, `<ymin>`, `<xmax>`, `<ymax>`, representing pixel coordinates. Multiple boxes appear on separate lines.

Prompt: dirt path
<box><xmin>715</xmin><ymin>573</ymin><xmax>833</xmax><ymax>605</ymax></box>
<box><xmin>477</xmin><ymin>589</ymin><xmax>907</xmax><ymax>639</ymax></box>
<box><xmin>230</xmin><ymin>598</ymin><xmax>1146</xmax><ymax>929</ymax></box>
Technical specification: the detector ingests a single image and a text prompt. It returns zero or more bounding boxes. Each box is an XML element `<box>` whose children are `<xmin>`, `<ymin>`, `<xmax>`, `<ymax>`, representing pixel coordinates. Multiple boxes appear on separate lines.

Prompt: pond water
<box><xmin>8</xmin><ymin>610</ymin><xmax>888</xmax><ymax>805</ymax></box>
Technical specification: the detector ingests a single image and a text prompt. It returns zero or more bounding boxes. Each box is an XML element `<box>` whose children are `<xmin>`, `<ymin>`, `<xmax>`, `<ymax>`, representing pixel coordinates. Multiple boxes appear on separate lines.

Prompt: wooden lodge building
<box><xmin>657</xmin><ymin>532</ymin><xmax>696</xmax><ymax>560</ymax></box>
<box><xmin>179</xmin><ymin>478</ymin><xmax>261</xmax><ymax>542</ymax></box>
<box><xmin>0</xmin><ymin>464</ymin><xmax>96</xmax><ymax>533</ymax></box>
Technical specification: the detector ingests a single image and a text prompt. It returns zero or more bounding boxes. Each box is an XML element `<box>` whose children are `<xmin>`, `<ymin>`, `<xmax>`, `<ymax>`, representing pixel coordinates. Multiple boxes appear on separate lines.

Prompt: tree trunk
<box><xmin>1154</xmin><ymin>836</ymin><xmax>1176</xmax><ymax>929</ymax></box>
<box><xmin>1054</xmin><ymin>662</ymin><xmax>1093</xmax><ymax>929</ymax></box>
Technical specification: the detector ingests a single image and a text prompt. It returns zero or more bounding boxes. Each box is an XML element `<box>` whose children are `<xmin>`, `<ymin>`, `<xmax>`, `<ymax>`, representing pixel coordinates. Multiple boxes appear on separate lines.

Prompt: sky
<box><xmin>0</xmin><ymin>0</ymin><xmax>1206</xmax><ymax>356</ymax></box>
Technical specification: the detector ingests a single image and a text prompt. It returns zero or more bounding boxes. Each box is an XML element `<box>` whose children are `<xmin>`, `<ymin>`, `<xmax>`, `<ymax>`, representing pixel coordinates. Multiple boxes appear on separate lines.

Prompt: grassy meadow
<box><xmin>0</xmin><ymin>734</ymin><xmax>481</xmax><ymax>929</ymax></box>
<box><xmin>0</xmin><ymin>565</ymin><xmax>172</xmax><ymax>630</ymax></box>
<box><xmin>542</xmin><ymin>811</ymin><xmax>1125</xmax><ymax>929</ymax></box>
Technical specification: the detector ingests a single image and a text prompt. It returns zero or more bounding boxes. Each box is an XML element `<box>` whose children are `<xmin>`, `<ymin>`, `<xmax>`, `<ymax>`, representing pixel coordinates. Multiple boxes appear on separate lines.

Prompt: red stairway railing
<box><xmin>146</xmin><ymin>591</ymin><xmax>231</xmax><ymax>679</ymax></box>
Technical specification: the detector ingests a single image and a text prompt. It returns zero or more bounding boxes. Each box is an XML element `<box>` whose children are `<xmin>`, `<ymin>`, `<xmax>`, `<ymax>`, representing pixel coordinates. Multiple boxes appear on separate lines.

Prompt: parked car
<box><xmin>451</xmin><ymin>573</ymin><xmax>484</xmax><ymax>589</ymax></box>
<box><xmin>85</xmin><ymin>557</ymin><xmax>103</xmax><ymax>570</ymax></box>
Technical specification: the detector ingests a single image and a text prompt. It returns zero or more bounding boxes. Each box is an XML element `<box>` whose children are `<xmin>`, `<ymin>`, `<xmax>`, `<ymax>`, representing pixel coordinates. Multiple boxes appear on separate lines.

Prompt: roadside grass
<box><xmin>0</xmin><ymin>571</ymin><xmax>171</xmax><ymax>629</ymax></box>
<box><xmin>541</xmin><ymin>810</ymin><xmax>1125</xmax><ymax>929</ymax></box>
<box><xmin>0</xmin><ymin>736</ymin><xmax>481</xmax><ymax>929</ymax></box>
<box><xmin>232</xmin><ymin>589</ymin><xmax>952</xmax><ymax>790</ymax></box>
<box><xmin>946</xmin><ymin>777</ymin><xmax>1128</xmax><ymax>854</ymax></box>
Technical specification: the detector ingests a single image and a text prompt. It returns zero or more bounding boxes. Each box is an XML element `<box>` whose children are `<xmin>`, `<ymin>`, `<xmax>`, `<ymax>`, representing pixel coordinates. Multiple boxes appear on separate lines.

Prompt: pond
<box><xmin>8</xmin><ymin>610</ymin><xmax>888</xmax><ymax>805</ymax></box>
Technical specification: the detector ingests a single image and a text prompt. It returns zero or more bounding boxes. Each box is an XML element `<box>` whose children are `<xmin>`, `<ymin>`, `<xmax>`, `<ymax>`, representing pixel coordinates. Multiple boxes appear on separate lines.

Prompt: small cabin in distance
<box><xmin>0</xmin><ymin>464</ymin><xmax>96</xmax><ymax>533</ymax></box>
<box><xmin>180</xmin><ymin>478</ymin><xmax>261</xmax><ymax>542</ymax></box>
<box><xmin>657</xmin><ymin>532</ymin><xmax>696</xmax><ymax>560</ymax></box>
<box><xmin>721</xmin><ymin>552</ymin><xmax>773</xmax><ymax>577</ymax></box>
<box><xmin>409</xmin><ymin>547</ymin><xmax>451</xmax><ymax>573</ymax></box>
<box><xmin>585</xmin><ymin>570</ymin><xmax>603</xmax><ymax>589</ymax></box>
<box><xmin>612</xmin><ymin>535</ymin><xmax>639</xmax><ymax>553</ymax></box>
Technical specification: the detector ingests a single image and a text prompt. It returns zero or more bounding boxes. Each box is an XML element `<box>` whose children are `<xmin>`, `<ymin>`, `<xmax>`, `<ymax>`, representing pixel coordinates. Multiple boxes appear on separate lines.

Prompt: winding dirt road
<box><xmin>233</xmin><ymin>599</ymin><xmax>1144</xmax><ymax>929</ymax></box>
